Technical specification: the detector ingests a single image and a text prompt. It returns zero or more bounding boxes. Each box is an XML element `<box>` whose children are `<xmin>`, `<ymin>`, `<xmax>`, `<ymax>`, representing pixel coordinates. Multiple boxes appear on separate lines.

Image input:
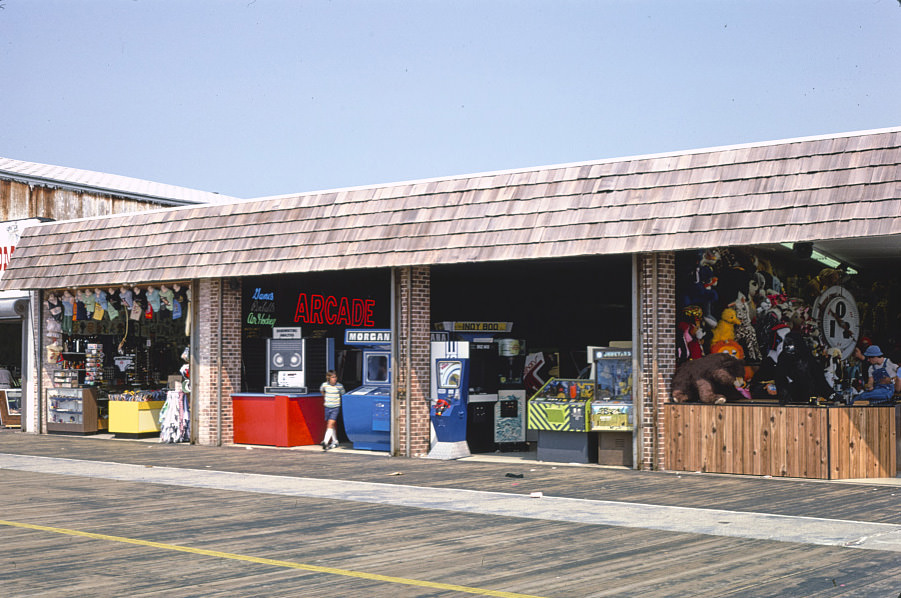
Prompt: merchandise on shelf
<box><xmin>85</xmin><ymin>343</ymin><xmax>104</xmax><ymax>386</ymax></box>
<box><xmin>108</xmin><ymin>389</ymin><xmax>168</xmax><ymax>402</ymax></box>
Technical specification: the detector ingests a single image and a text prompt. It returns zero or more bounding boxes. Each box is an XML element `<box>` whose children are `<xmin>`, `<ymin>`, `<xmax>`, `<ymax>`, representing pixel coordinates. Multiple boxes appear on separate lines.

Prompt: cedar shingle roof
<box><xmin>2</xmin><ymin>127</ymin><xmax>900</xmax><ymax>290</ymax></box>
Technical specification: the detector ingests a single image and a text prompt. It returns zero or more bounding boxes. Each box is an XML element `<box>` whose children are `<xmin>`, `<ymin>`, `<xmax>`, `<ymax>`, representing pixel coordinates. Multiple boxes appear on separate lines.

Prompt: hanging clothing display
<box><xmin>159</xmin><ymin>390</ymin><xmax>190</xmax><ymax>443</ymax></box>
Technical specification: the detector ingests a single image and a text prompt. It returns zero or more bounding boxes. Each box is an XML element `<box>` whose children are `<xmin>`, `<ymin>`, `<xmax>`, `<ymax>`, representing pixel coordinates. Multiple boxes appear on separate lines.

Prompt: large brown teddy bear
<box><xmin>671</xmin><ymin>353</ymin><xmax>748</xmax><ymax>404</ymax></box>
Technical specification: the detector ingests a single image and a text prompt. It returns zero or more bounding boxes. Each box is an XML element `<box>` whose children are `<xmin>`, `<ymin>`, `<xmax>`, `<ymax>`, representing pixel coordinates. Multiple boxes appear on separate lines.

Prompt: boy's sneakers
<box><xmin>328</xmin><ymin>441</ymin><xmax>339</xmax><ymax>450</ymax></box>
<box><xmin>321</xmin><ymin>442</ymin><xmax>328</xmax><ymax>451</ymax></box>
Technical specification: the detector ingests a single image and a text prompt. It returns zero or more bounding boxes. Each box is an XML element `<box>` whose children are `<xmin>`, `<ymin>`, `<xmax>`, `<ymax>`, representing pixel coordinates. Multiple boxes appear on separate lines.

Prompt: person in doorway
<box><xmin>0</xmin><ymin>366</ymin><xmax>13</xmax><ymax>388</ymax></box>
<box><xmin>848</xmin><ymin>345</ymin><xmax>898</xmax><ymax>405</ymax></box>
<box><xmin>320</xmin><ymin>370</ymin><xmax>345</xmax><ymax>450</ymax></box>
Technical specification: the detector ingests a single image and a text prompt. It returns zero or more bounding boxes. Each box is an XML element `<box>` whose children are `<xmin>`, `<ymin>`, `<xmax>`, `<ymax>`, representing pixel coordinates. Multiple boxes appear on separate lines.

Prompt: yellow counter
<box><xmin>108</xmin><ymin>400</ymin><xmax>164</xmax><ymax>434</ymax></box>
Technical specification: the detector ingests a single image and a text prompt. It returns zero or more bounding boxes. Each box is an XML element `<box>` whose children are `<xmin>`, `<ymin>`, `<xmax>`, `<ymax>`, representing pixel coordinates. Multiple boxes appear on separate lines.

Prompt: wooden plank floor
<box><xmin>2</xmin><ymin>430</ymin><xmax>898</xmax><ymax>524</ymax></box>
<box><xmin>1</xmin><ymin>430</ymin><xmax>900</xmax><ymax>597</ymax></box>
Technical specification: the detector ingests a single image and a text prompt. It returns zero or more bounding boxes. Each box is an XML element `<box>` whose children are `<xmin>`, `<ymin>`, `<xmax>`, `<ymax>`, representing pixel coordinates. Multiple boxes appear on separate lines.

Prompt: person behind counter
<box><xmin>320</xmin><ymin>370</ymin><xmax>345</xmax><ymax>451</ymax></box>
<box><xmin>848</xmin><ymin>345</ymin><xmax>898</xmax><ymax>406</ymax></box>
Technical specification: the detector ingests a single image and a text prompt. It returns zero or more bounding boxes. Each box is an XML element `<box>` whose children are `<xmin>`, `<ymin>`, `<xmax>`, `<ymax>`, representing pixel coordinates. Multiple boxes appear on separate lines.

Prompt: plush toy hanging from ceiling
<box><xmin>712</xmin><ymin>248</ymin><xmax>758</xmax><ymax>314</ymax></box>
<box><xmin>106</xmin><ymin>288</ymin><xmax>121</xmax><ymax>320</ymax></box>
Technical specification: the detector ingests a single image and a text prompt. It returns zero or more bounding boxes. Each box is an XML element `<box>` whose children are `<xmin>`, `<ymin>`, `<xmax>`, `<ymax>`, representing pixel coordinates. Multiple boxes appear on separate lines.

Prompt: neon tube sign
<box><xmin>293</xmin><ymin>293</ymin><xmax>376</xmax><ymax>327</ymax></box>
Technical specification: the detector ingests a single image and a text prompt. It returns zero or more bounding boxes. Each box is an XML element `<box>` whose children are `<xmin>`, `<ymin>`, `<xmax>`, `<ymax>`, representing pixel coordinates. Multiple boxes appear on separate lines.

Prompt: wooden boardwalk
<box><xmin>0</xmin><ymin>430</ymin><xmax>900</xmax><ymax>597</ymax></box>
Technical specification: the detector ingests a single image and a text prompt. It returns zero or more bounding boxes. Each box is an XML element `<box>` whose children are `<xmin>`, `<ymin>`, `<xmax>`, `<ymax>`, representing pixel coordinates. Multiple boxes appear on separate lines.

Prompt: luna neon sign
<box><xmin>294</xmin><ymin>294</ymin><xmax>376</xmax><ymax>326</ymax></box>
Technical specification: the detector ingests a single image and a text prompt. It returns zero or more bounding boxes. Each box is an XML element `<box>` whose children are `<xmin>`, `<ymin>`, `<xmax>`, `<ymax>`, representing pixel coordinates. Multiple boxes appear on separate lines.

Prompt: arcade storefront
<box><xmin>232</xmin><ymin>270</ymin><xmax>392</xmax><ymax>451</ymax></box>
<box><xmin>229</xmin><ymin>256</ymin><xmax>638</xmax><ymax>464</ymax></box>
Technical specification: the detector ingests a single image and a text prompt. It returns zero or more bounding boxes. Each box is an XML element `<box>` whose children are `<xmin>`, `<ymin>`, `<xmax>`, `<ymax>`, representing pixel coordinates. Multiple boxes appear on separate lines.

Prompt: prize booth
<box><xmin>667</xmin><ymin>245</ymin><xmax>900</xmax><ymax>479</ymax></box>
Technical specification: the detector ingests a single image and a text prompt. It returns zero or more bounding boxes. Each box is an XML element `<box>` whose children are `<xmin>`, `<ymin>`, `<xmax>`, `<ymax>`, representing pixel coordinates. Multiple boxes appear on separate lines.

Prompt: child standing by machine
<box><xmin>320</xmin><ymin>370</ymin><xmax>345</xmax><ymax>450</ymax></box>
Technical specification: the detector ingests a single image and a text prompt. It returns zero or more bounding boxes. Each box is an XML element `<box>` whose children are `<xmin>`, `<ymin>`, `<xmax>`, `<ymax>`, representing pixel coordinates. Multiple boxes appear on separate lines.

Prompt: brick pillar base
<box><xmin>195</xmin><ymin>278</ymin><xmax>242</xmax><ymax>446</ymax></box>
<box><xmin>639</xmin><ymin>253</ymin><xmax>676</xmax><ymax>470</ymax></box>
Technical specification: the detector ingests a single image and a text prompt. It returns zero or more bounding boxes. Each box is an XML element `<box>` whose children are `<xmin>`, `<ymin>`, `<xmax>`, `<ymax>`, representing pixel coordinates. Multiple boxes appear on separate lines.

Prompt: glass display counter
<box><xmin>46</xmin><ymin>386</ymin><xmax>106</xmax><ymax>434</ymax></box>
<box><xmin>0</xmin><ymin>389</ymin><xmax>21</xmax><ymax>427</ymax></box>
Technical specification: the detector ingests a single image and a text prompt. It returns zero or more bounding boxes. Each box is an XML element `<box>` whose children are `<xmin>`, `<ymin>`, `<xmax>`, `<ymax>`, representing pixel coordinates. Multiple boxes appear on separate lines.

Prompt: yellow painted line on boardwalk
<box><xmin>0</xmin><ymin>519</ymin><xmax>544</xmax><ymax>598</ymax></box>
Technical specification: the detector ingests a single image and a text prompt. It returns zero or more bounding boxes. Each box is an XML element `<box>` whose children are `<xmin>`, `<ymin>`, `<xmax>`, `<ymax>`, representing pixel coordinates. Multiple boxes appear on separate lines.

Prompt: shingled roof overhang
<box><xmin>0</xmin><ymin>157</ymin><xmax>237</xmax><ymax>207</ymax></box>
<box><xmin>2</xmin><ymin>127</ymin><xmax>900</xmax><ymax>291</ymax></box>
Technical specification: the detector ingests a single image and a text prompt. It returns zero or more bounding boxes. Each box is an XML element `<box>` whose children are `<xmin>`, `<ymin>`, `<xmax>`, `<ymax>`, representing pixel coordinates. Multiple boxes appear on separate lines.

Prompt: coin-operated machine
<box><xmin>527</xmin><ymin>378</ymin><xmax>595</xmax><ymax>463</ymax></box>
<box><xmin>589</xmin><ymin>346</ymin><xmax>634</xmax><ymax>467</ymax></box>
<box><xmin>433</xmin><ymin>322</ymin><xmax>514</xmax><ymax>453</ymax></box>
<box><xmin>342</xmin><ymin>329</ymin><xmax>392</xmax><ymax>451</ymax></box>
<box><xmin>427</xmin><ymin>341</ymin><xmax>471</xmax><ymax>460</ymax></box>
<box><xmin>264</xmin><ymin>328</ymin><xmax>334</xmax><ymax>394</ymax></box>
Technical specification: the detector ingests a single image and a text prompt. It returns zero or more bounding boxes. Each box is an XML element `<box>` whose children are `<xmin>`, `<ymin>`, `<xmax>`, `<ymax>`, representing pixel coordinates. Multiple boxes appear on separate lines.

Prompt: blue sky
<box><xmin>1</xmin><ymin>0</ymin><xmax>899</xmax><ymax>199</ymax></box>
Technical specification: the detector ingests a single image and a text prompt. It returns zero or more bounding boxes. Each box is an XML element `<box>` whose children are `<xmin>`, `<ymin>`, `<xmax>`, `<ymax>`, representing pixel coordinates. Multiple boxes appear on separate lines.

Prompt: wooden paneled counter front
<box><xmin>665</xmin><ymin>403</ymin><xmax>898</xmax><ymax>480</ymax></box>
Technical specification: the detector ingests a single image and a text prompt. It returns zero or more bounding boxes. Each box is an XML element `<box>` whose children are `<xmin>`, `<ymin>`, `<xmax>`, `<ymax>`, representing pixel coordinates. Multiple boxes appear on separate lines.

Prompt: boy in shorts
<box><xmin>320</xmin><ymin>370</ymin><xmax>345</xmax><ymax>450</ymax></box>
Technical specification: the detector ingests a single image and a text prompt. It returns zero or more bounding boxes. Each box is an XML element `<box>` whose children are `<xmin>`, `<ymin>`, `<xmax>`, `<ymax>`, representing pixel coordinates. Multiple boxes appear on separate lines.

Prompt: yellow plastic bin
<box><xmin>108</xmin><ymin>400</ymin><xmax>165</xmax><ymax>435</ymax></box>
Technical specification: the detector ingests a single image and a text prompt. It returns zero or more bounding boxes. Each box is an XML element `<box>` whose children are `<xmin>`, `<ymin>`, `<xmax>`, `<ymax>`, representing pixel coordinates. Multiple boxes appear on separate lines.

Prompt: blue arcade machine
<box><xmin>427</xmin><ymin>341</ymin><xmax>471</xmax><ymax>459</ymax></box>
<box><xmin>342</xmin><ymin>329</ymin><xmax>392</xmax><ymax>451</ymax></box>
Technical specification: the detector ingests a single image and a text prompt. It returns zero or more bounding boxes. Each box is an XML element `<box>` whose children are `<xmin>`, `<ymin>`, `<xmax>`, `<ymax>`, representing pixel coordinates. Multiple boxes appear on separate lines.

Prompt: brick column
<box><xmin>194</xmin><ymin>278</ymin><xmax>242</xmax><ymax>446</ymax></box>
<box><xmin>638</xmin><ymin>252</ymin><xmax>676</xmax><ymax>470</ymax></box>
<box><xmin>394</xmin><ymin>266</ymin><xmax>431</xmax><ymax>457</ymax></box>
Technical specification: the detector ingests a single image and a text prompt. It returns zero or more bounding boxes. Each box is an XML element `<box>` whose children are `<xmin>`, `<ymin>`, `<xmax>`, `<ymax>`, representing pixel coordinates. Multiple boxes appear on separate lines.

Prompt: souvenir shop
<box><xmin>41</xmin><ymin>284</ymin><xmax>192</xmax><ymax>442</ymax></box>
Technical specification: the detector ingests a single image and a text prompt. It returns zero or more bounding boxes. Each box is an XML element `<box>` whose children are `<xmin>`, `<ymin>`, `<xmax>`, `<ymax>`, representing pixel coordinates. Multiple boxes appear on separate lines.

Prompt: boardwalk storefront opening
<box><xmin>2</xmin><ymin>127</ymin><xmax>899</xmax><ymax>477</ymax></box>
<box><xmin>668</xmin><ymin>244</ymin><xmax>900</xmax><ymax>478</ymax></box>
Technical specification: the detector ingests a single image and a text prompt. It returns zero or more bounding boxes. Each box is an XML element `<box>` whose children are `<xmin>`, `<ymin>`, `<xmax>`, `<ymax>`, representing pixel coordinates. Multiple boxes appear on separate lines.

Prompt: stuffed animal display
<box><xmin>677</xmin><ymin>246</ymin><xmax>899</xmax><ymax>405</ymax></box>
<box><xmin>671</xmin><ymin>353</ymin><xmax>749</xmax><ymax>404</ymax></box>
<box><xmin>711</xmin><ymin>308</ymin><xmax>740</xmax><ymax>345</ymax></box>
<box><xmin>750</xmin><ymin>331</ymin><xmax>835</xmax><ymax>404</ymax></box>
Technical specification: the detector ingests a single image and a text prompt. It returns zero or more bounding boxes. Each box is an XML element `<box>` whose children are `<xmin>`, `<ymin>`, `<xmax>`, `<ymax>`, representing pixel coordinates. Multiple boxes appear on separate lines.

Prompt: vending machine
<box><xmin>342</xmin><ymin>329</ymin><xmax>392</xmax><ymax>451</ymax></box>
<box><xmin>427</xmin><ymin>341</ymin><xmax>471</xmax><ymax>459</ymax></box>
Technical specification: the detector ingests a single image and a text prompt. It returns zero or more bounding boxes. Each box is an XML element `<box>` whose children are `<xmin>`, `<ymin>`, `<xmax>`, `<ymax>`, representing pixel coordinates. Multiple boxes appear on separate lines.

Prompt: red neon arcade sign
<box><xmin>293</xmin><ymin>294</ymin><xmax>376</xmax><ymax>327</ymax></box>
